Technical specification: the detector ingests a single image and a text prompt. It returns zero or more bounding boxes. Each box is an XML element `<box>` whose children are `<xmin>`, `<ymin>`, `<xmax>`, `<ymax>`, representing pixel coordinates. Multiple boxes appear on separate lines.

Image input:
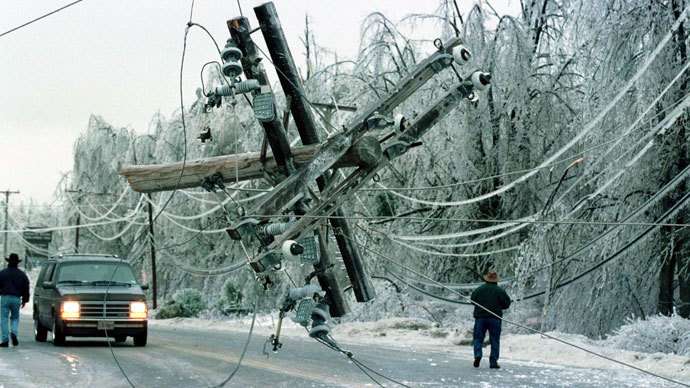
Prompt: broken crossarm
<box><xmin>118</xmin><ymin>137</ymin><xmax>380</xmax><ymax>193</ymax></box>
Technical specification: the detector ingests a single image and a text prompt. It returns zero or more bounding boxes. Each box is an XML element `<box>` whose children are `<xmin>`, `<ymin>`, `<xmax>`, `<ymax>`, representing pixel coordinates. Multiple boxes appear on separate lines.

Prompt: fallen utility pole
<box><xmin>228</xmin><ymin>15</ymin><xmax>349</xmax><ymax>316</ymax></box>
<box><xmin>119</xmin><ymin>137</ymin><xmax>380</xmax><ymax>193</ymax></box>
<box><xmin>2</xmin><ymin>189</ymin><xmax>20</xmax><ymax>259</ymax></box>
<box><xmin>255</xmin><ymin>2</ymin><xmax>375</xmax><ymax>303</ymax></box>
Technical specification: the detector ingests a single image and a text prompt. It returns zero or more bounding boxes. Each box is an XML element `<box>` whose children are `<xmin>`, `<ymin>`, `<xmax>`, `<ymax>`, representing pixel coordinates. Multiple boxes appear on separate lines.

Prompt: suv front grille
<box><xmin>79</xmin><ymin>301</ymin><xmax>131</xmax><ymax>319</ymax></box>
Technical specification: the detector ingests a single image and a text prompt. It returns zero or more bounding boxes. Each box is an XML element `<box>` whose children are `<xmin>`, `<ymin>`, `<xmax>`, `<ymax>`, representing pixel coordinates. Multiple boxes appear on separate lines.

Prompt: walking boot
<box><xmin>0</xmin><ymin>341</ymin><xmax>8</xmax><ymax>347</ymax></box>
<box><xmin>11</xmin><ymin>334</ymin><xmax>18</xmax><ymax>346</ymax></box>
<box><xmin>489</xmin><ymin>364</ymin><xmax>501</xmax><ymax>369</ymax></box>
<box><xmin>473</xmin><ymin>357</ymin><xmax>481</xmax><ymax>368</ymax></box>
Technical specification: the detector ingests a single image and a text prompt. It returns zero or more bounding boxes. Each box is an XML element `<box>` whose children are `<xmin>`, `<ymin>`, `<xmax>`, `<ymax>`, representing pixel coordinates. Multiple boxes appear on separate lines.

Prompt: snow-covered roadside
<box><xmin>150</xmin><ymin>315</ymin><xmax>690</xmax><ymax>383</ymax></box>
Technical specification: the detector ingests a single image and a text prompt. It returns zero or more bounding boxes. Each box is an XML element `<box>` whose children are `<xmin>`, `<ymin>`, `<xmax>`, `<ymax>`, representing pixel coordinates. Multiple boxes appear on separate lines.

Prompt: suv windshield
<box><xmin>56</xmin><ymin>262</ymin><xmax>138</xmax><ymax>285</ymax></box>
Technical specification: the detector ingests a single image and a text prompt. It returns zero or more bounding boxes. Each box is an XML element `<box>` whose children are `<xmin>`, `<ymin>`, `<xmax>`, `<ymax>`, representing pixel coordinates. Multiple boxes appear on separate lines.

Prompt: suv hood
<box><xmin>57</xmin><ymin>285</ymin><xmax>146</xmax><ymax>301</ymax></box>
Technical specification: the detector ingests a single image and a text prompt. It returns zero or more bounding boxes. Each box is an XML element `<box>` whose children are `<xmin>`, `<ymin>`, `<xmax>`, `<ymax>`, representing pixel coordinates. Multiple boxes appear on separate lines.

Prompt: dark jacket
<box><xmin>0</xmin><ymin>267</ymin><xmax>31</xmax><ymax>304</ymax></box>
<box><xmin>470</xmin><ymin>282</ymin><xmax>511</xmax><ymax>318</ymax></box>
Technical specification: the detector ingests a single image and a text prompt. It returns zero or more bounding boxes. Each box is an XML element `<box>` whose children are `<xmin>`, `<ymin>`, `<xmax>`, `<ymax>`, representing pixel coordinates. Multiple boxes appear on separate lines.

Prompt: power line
<box><xmin>243</xmin><ymin>213</ymin><xmax>690</xmax><ymax>228</ymax></box>
<box><xmin>0</xmin><ymin>0</ymin><xmax>85</xmax><ymax>38</ymax></box>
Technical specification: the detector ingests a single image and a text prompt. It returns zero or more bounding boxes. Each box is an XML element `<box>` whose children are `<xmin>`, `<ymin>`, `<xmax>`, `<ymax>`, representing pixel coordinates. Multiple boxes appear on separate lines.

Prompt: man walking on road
<box><xmin>0</xmin><ymin>253</ymin><xmax>30</xmax><ymax>347</ymax></box>
<box><xmin>471</xmin><ymin>270</ymin><xmax>511</xmax><ymax>369</ymax></box>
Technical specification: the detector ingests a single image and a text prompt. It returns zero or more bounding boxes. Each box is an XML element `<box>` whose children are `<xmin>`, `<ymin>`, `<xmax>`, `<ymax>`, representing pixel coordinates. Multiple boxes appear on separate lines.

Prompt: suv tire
<box><xmin>133</xmin><ymin>330</ymin><xmax>147</xmax><ymax>347</ymax></box>
<box><xmin>34</xmin><ymin>315</ymin><xmax>47</xmax><ymax>342</ymax></box>
<box><xmin>52</xmin><ymin>317</ymin><xmax>66</xmax><ymax>346</ymax></box>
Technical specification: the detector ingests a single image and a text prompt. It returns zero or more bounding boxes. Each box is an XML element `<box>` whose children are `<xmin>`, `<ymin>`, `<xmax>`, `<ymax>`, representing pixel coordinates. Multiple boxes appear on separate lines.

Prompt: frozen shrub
<box><xmin>213</xmin><ymin>279</ymin><xmax>246</xmax><ymax>316</ymax></box>
<box><xmin>604</xmin><ymin>314</ymin><xmax>690</xmax><ymax>355</ymax></box>
<box><xmin>156</xmin><ymin>288</ymin><xmax>207</xmax><ymax>319</ymax></box>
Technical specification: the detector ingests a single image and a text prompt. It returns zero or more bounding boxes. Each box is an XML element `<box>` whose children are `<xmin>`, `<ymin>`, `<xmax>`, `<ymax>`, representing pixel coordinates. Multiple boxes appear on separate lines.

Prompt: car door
<box><xmin>39</xmin><ymin>262</ymin><xmax>56</xmax><ymax>327</ymax></box>
<box><xmin>33</xmin><ymin>263</ymin><xmax>48</xmax><ymax>320</ymax></box>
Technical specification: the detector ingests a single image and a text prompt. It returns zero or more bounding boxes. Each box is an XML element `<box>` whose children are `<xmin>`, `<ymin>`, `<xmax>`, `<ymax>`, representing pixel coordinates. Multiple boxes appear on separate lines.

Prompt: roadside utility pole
<box><xmin>2</xmin><ymin>190</ymin><xmax>20</xmax><ymax>259</ymax></box>
<box><xmin>147</xmin><ymin>193</ymin><xmax>157</xmax><ymax>309</ymax></box>
<box><xmin>65</xmin><ymin>189</ymin><xmax>83</xmax><ymax>253</ymax></box>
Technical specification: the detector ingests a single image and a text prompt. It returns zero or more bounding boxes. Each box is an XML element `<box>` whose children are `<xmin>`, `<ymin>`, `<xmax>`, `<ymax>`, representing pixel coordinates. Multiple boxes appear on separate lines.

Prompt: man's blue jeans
<box><xmin>473</xmin><ymin>317</ymin><xmax>502</xmax><ymax>366</ymax></box>
<box><xmin>1</xmin><ymin>295</ymin><xmax>21</xmax><ymax>343</ymax></box>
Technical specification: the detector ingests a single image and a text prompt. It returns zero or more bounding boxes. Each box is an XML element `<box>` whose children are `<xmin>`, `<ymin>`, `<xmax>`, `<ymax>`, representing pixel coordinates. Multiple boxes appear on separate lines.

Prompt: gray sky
<box><xmin>0</xmin><ymin>0</ymin><xmax>520</xmax><ymax>205</ymax></box>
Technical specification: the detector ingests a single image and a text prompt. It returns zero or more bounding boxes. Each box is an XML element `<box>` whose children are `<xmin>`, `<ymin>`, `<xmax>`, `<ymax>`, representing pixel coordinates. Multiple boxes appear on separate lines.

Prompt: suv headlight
<box><xmin>61</xmin><ymin>301</ymin><xmax>80</xmax><ymax>319</ymax></box>
<box><xmin>129</xmin><ymin>301</ymin><xmax>147</xmax><ymax>319</ymax></box>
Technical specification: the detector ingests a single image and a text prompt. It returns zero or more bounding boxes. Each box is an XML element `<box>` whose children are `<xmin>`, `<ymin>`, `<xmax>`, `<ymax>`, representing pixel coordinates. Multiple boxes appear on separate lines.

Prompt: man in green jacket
<box><xmin>471</xmin><ymin>270</ymin><xmax>511</xmax><ymax>369</ymax></box>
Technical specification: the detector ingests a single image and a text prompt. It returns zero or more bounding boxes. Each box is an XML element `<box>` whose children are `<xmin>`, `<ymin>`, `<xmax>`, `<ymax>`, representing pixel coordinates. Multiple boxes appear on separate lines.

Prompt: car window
<box><xmin>45</xmin><ymin>264</ymin><xmax>56</xmax><ymax>282</ymax></box>
<box><xmin>56</xmin><ymin>262</ymin><xmax>137</xmax><ymax>284</ymax></box>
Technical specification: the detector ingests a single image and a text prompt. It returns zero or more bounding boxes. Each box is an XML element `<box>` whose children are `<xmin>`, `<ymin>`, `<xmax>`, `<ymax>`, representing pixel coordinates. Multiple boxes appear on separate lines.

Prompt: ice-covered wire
<box><xmin>342</xmin><ymin>234</ymin><xmax>690</xmax><ymax>387</ymax></box>
<box><xmin>384</xmin><ymin>161</ymin><xmax>690</xmax><ymax>290</ymax></box>
<box><xmin>242</xmin><ymin>213</ymin><xmax>690</xmax><ymax>228</ymax></box>
<box><xmin>0</xmin><ymin>0</ymin><xmax>85</xmax><ymax>38</ymax></box>
<box><xmin>559</xmin><ymin>89</ymin><xmax>690</xmax><ymax>217</ymax></box>
<box><xmin>64</xmin><ymin>186</ymin><xmax>133</xmax><ymax>222</ymax></box>
<box><xmin>389</xmin><ymin>84</ymin><xmax>690</xmax><ymax>246</ymax></box>
<box><xmin>0</xmin><ymin>213</ymin><xmax>140</xmax><ymax>233</ymax></box>
<box><xmin>144</xmin><ymin>189</ymin><xmax>265</xmax><ymax>221</ymax></box>
<box><xmin>211</xmin><ymin>294</ymin><xmax>259</xmax><ymax>388</ymax></box>
<box><xmin>311</xmin><ymin>336</ymin><xmax>413</xmax><ymax>388</ymax></box>
<box><xmin>385</xmin><ymin>238</ymin><xmax>519</xmax><ymax>257</ymax></box>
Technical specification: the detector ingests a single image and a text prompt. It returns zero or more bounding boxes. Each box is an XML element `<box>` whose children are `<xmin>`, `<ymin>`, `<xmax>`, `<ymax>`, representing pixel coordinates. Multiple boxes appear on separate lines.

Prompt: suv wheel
<box><xmin>34</xmin><ymin>315</ymin><xmax>47</xmax><ymax>342</ymax></box>
<box><xmin>133</xmin><ymin>330</ymin><xmax>147</xmax><ymax>347</ymax></box>
<box><xmin>52</xmin><ymin>317</ymin><xmax>66</xmax><ymax>346</ymax></box>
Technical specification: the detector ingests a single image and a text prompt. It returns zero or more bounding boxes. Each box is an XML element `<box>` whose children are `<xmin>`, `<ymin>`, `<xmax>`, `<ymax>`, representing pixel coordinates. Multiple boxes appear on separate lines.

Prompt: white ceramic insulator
<box><xmin>282</xmin><ymin>240</ymin><xmax>300</xmax><ymax>260</ymax></box>
<box><xmin>452</xmin><ymin>45</ymin><xmax>471</xmax><ymax>65</ymax></box>
<box><xmin>393</xmin><ymin>114</ymin><xmax>406</xmax><ymax>134</ymax></box>
<box><xmin>471</xmin><ymin>71</ymin><xmax>491</xmax><ymax>91</ymax></box>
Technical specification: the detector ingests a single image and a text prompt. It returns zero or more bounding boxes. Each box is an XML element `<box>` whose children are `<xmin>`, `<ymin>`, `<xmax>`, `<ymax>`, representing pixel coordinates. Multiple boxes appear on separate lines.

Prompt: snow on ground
<box><xmin>19</xmin><ymin>268</ymin><xmax>690</xmax><ymax>384</ymax></box>
<box><xmin>149</xmin><ymin>315</ymin><xmax>690</xmax><ymax>384</ymax></box>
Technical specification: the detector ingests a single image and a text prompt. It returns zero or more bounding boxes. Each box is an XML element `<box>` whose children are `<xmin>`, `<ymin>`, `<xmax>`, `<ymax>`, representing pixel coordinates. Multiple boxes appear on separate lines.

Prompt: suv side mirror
<box><xmin>42</xmin><ymin>281</ymin><xmax>55</xmax><ymax>289</ymax></box>
<box><xmin>140</xmin><ymin>283</ymin><xmax>149</xmax><ymax>290</ymax></box>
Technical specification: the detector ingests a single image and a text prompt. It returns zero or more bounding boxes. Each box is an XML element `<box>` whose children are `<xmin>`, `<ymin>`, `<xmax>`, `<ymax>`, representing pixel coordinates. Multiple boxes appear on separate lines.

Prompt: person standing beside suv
<box><xmin>0</xmin><ymin>253</ymin><xmax>30</xmax><ymax>347</ymax></box>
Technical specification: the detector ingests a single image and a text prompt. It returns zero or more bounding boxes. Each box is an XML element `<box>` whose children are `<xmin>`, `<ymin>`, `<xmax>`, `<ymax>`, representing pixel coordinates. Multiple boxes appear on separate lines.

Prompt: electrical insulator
<box><xmin>220</xmin><ymin>39</ymin><xmax>244</xmax><ymax>78</ymax></box>
<box><xmin>309</xmin><ymin>302</ymin><xmax>332</xmax><ymax>341</ymax></box>
<box><xmin>470</xmin><ymin>71</ymin><xmax>491</xmax><ymax>91</ymax></box>
<box><xmin>393</xmin><ymin>114</ymin><xmax>408</xmax><ymax>134</ymax></box>
<box><xmin>452</xmin><ymin>45</ymin><xmax>471</xmax><ymax>65</ymax></box>
<box><xmin>281</xmin><ymin>240</ymin><xmax>304</xmax><ymax>260</ymax></box>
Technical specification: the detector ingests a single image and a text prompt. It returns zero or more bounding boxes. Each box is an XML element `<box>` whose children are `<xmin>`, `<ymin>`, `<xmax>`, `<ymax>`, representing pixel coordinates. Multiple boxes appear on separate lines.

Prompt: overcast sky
<box><xmin>0</xmin><ymin>0</ymin><xmax>520</xmax><ymax>205</ymax></box>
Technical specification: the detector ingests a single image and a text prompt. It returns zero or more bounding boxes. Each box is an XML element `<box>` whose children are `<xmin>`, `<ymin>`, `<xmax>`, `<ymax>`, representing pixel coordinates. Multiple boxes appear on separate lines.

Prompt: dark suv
<box><xmin>33</xmin><ymin>254</ymin><xmax>149</xmax><ymax>346</ymax></box>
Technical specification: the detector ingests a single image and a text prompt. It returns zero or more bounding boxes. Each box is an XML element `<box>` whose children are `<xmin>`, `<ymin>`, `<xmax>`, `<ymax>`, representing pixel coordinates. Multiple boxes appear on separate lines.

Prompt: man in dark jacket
<box><xmin>0</xmin><ymin>253</ymin><xmax>31</xmax><ymax>347</ymax></box>
<box><xmin>470</xmin><ymin>270</ymin><xmax>511</xmax><ymax>369</ymax></box>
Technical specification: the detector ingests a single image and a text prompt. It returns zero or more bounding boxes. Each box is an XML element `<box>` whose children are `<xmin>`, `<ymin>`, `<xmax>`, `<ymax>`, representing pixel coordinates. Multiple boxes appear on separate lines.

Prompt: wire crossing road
<box><xmin>0</xmin><ymin>318</ymin><xmax>679</xmax><ymax>388</ymax></box>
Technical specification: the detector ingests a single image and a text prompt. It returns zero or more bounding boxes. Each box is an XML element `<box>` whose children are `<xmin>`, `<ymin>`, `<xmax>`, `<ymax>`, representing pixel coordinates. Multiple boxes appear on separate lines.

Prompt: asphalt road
<box><xmin>0</xmin><ymin>317</ymin><xmax>681</xmax><ymax>388</ymax></box>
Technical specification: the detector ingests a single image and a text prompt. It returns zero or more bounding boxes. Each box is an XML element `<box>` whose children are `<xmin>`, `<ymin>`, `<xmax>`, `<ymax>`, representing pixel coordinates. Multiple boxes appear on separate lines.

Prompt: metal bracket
<box><xmin>253</xmin><ymin>92</ymin><xmax>276</xmax><ymax>122</ymax></box>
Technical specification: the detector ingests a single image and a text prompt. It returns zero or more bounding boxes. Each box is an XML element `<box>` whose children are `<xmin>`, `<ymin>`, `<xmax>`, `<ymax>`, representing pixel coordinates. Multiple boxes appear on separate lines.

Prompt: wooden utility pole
<box><xmin>119</xmin><ymin>137</ymin><xmax>380</xmax><ymax>193</ymax></box>
<box><xmin>65</xmin><ymin>189</ymin><xmax>83</xmax><ymax>253</ymax></box>
<box><xmin>2</xmin><ymin>190</ymin><xmax>20</xmax><ymax>259</ymax></box>
<box><xmin>255</xmin><ymin>2</ymin><xmax>375</xmax><ymax>303</ymax></box>
<box><xmin>228</xmin><ymin>15</ymin><xmax>350</xmax><ymax>316</ymax></box>
<box><xmin>147</xmin><ymin>193</ymin><xmax>158</xmax><ymax>309</ymax></box>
